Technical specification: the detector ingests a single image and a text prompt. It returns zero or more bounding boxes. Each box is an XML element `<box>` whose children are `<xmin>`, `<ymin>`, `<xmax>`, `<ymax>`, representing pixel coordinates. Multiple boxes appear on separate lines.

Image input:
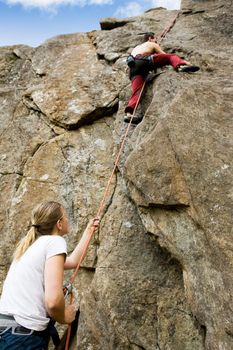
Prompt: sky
<box><xmin>0</xmin><ymin>0</ymin><xmax>181</xmax><ymax>47</ymax></box>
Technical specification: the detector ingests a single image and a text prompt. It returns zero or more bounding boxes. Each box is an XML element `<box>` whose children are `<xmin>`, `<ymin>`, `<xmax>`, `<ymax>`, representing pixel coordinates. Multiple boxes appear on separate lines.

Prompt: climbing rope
<box><xmin>157</xmin><ymin>11</ymin><xmax>181</xmax><ymax>44</ymax></box>
<box><xmin>64</xmin><ymin>10</ymin><xmax>181</xmax><ymax>350</ymax></box>
<box><xmin>64</xmin><ymin>80</ymin><xmax>146</xmax><ymax>350</ymax></box>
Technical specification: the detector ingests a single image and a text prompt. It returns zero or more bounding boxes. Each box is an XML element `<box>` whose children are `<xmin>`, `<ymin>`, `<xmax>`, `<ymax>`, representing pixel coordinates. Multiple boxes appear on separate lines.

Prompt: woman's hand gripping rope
<box><xmin>63</xmin><ymin>217</ymin><xmax>100</xmax><ymax>350</ymax></box>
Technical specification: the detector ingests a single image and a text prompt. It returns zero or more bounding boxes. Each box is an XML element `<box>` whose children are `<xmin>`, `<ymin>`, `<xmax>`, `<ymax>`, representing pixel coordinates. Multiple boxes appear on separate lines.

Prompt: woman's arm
<box><xmin>64</xmin><ymin>218</ymin><xmax>99</xmax><ymax>270</ymax></box>
<box><xmin>44</xmin><ymin>254</ymin><xmax>76</xmax><ymax>324</ymax></box>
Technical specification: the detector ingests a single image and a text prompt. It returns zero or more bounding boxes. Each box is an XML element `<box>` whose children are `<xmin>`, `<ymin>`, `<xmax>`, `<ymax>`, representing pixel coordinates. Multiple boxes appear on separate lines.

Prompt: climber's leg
<box><xmin>151</xmin><ymin>53</ymin><xmax>199</xmax><ymax>72</ymax></box>
<box><xmin>125</xmin><ymin>75</ymin><xmax>145</xmax><ymax>115</ymax></box>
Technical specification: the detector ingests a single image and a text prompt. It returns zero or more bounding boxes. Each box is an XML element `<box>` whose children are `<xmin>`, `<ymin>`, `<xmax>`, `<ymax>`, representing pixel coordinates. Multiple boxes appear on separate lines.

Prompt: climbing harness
<box><xmin>63</xmin><ymin>11</ymin><xmax>181</xmax><ymax>350</ymax></box>
<box><xmin>63</xmin><ymin>283</ymin><xmax>73</xmax><ymax>299</ymax></box>
<box><xmin>127</xmin><ymin>54</ymin><xmax>154</xmax><ymax>70</ymax></box>
<box><xmin>0</xmin><ymin>314</ymin><xmax>60</xmax><ymax>347</ymax></box>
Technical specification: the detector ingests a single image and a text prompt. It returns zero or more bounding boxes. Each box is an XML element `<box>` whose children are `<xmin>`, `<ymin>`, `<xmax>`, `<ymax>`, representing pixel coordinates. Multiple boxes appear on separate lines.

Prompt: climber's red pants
<box><xmin>125</xmin><ymin>76</ymin><xmax>145</xmax><ymax>115</ymax></box>
<box><xmin>125</xmin><ymin>53</ymin><xmax>187</xmax><ymax>114</ymax></box>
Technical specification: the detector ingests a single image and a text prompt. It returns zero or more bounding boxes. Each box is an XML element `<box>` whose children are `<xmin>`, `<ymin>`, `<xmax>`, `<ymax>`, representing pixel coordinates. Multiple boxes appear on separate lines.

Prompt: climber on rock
<box><xmin>124</xmin><ymin>32</ymin><xmax>200</xmax><ymax>125</ymax></box>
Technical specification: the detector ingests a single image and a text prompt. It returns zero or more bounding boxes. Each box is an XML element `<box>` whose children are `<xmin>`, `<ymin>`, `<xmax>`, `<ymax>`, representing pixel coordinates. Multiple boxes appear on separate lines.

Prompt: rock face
<box><xmin>0</xmin><ymin>0</ymin><xmax>232</xmax><ymax>349</ymax></box>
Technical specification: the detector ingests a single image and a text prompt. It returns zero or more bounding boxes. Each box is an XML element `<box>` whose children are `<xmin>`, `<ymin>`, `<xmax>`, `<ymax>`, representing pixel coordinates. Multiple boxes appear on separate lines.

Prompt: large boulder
<box><xmin>0</xmin><ymin>1</ymin><xmax>232</xmax><ymax>349</ymax></box>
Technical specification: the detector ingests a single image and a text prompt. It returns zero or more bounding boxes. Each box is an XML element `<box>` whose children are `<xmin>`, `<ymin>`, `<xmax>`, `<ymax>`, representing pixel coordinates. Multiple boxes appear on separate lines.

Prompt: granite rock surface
<box><xmin>0</xmin><ymin>0</ymin><xmax>232</xmax><ymax>349</ymax></box>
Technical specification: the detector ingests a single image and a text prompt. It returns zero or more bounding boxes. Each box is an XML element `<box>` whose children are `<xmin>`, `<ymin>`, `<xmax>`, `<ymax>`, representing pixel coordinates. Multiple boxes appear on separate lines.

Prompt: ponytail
<box><xmin>12</xmin><ymin>201</ymin><xmax>63</xmax><ymax>261</ymax></box>
<box><xmin>13</xmin><ymin>227</ymin><xmax>37</xmax><ymax>260</ymax></box>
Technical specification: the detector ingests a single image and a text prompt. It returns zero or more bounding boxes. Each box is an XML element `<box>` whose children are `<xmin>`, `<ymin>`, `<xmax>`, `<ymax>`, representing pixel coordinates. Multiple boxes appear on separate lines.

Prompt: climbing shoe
<box><xmin>177</xmin><ymin>65</ymin><xmax>200</xmax><ymax>73</ymax></box>
<box><xmin>124</xmin><ymin>114</ymin><xmax>143</xmax><ymax>125</ymax></box>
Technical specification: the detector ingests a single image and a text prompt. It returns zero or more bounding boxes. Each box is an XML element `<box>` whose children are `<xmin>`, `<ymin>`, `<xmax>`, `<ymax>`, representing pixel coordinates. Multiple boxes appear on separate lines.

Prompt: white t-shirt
<box><xmin>0</xmin><ymin>235</ymin><xmax>67</xmax><ymax>331</ymax></box>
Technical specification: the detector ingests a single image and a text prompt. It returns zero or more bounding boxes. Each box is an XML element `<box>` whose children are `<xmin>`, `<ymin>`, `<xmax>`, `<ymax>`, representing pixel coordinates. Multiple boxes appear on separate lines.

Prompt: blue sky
<box><xmin>0</xmin><ymin>0</ymin><xmax>181</xmax><ymax>47</ymax></box>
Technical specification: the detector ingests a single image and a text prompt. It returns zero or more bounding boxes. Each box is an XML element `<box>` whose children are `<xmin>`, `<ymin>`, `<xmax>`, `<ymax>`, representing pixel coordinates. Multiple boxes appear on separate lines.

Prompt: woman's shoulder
<box><xmin>37</xmin><ymin>235</ymin><xmax>66</xmax><ymax>247</ymax></box>
<box><xmin>38</xmin><ymin>234</ymin><xmax>66</xmax><ymax>241</ymax></box>
<box><xmin>37</xmin><ymin>235</ymin><xmax>67</xmax><ymax>258</ymax></box>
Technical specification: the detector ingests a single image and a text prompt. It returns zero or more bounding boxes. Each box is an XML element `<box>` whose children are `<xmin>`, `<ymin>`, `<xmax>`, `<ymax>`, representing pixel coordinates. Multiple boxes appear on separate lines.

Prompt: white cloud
<box><xmin>115</xmin><ymin>2</ymin><xmax>143</xmax><ymax>18</ymax></box>
<box><xmin>89</xmin><ymin>0</ymin><xmax>112</xmax><ymax>3</ymax></box>
<box><xmin>4</xmin><ymin>0</ymin><xmax>112</xmax><ymax>11</ymax></box>
<box><xmin>114</xmin><ymin>0</ymin><xmax>180</xmax><ymax>19</ymax></box>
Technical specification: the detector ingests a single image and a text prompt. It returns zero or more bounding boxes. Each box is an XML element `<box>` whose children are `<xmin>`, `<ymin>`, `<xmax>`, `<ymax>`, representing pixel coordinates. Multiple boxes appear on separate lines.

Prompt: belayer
<box><xmin>0</xmin><ymin>201</ymin><xmax>99</xmax><ymax>349</ymax></box>
<box><xmin>124</xmin><ymin>32</ymin><xmax>200</xmax><ymax>124</ymax></box>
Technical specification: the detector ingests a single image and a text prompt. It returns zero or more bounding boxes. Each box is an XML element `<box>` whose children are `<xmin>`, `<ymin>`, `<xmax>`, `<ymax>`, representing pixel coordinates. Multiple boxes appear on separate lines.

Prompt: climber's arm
<box><xmin>152</xmin><ymin>42</ymin><xmax>166</xmax><ymax>54</ymax></box>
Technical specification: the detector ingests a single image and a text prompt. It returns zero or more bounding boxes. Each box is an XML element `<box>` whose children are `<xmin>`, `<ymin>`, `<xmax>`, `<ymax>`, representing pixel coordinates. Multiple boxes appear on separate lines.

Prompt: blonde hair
<box><xmin>13</xmin><ymin>201</ymin><xmax>63</xmax><ymax>260</ymax></box>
